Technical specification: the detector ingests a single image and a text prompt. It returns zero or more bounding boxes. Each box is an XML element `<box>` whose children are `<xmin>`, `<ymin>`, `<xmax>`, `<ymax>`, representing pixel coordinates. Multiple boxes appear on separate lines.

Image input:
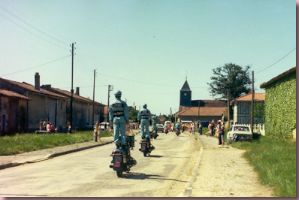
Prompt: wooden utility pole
<box><xmin>251</xmin><ymin>70</ymin><xmax>255</xmax><ymax>134</ymax></box>
<box><xmin>70</xmin><ymin>42</ymin><xmax>75</xmax><ymax>133</ymax></box>
<box><xmin>93</xmin><ymin>69</ymin><xmax>97</xmax><ymax>142</ymax></box>
<box><xmin>227</xmin><ymin>89</ymin><xmax>230</xmax><ymax>129</ymax></box>
<box><xmin>107</xmin><ymin>85</ymin><xmax>113</xmax><ymax>122</ymax></box>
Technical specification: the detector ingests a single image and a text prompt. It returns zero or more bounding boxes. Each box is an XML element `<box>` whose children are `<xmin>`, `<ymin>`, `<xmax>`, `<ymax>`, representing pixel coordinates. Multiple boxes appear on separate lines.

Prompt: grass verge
<box><xmin>0</xmin><ymin>130</ymin><xmax>113</xmax><ymax>156</ymax></box>
<box><xmin>232</xmin><ymin>136</ymin><xmax>296</xmax><ymax>197</ymax></box>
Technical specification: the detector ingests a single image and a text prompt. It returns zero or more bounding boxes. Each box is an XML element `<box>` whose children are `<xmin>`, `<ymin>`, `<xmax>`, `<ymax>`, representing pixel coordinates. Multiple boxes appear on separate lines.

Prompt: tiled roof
<box><xmin>0</xmin><ymin>77</ymin><xmax>66</xmax><ymax>99</ymax></box>
<box><xmin>260</xmin><ymin>66</ymin><xmax>296</xmax><ymax>88</ymax></box>
<box><xmin>0</xmin><ymin>89</ymin><xmax>29</xmax><ymax>100</ymax></box>
<box><xmin>42</xmin><ymin>86</ymin><xmax>104</xmax><ymax>105</ymax></box>
<box><xmin>236</xmin><ymin>93</ymin><xmax>265</xmax><ymax>102</ymax></box>
<box><xmin>176</xmin><ymin>106</ymin><xmax>227</xmax><ymax>117</ymax></box>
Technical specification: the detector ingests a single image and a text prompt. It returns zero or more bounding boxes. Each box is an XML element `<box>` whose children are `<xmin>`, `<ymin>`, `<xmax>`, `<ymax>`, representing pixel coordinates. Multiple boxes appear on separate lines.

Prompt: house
<box><xmin>176</xmin><ymin>106</ymin><xmax>227</xmax><ymax>125</ymax></box>
<box><xmin>0</xmin><ymin>89</ymin><xmax>29</xmax><ymax>135</ymax></box>
<box><xmin>233</xmin><ymin>93</ymin><xmax>265</xmax><ymax>124</ymax></box>
<box><xmin>0</xmin><ymin>73</ymin><xmax>67</xmax><ymax>131</ymax></box>
<box><xmin>176</xmin><ymin>79</ymin><xmax>227</xmax><ymax>125</ymax></box>
<box><xmin>41</xmin><ymin>85</ymin><xmax>106</xmax><ymax>129</ymax></box>
<box><xmin>260</xmin><ymin>66</ymin><xmax>296</xmax><ymax>139</ymax></box>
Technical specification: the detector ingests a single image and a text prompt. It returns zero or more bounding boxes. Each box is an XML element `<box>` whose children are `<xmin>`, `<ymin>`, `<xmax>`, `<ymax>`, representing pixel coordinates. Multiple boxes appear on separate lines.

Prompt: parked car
<box><xmin>227</xmin><ymin>124</ymin><xmax>252</xmax><ymax>143</ymax></box>
<box><xmin>156</xmin><ymin>124</ymin><xmax>164</xmax><ymax>132</ymax></box>
<box><xmin>100</xmin><ymin>122</ymin><xmax>110</xmax><ymax>131</ymax></box>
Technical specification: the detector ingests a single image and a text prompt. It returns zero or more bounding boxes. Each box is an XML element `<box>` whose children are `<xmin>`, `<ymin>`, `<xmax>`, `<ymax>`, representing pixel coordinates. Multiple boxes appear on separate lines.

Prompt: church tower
<box><xmin>180</xmin><ymin>79</ymin><xmax>192</xmax><ymax>107</ymax></box>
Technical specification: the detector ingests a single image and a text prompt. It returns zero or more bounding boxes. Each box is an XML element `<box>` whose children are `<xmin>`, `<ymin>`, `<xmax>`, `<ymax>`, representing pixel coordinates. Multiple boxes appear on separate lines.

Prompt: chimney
<box><xmin>75</xmin><ymin>87</ymin><xmax>80</xmax><ymax>95</ymax></box>
<box><xmin>35</xmin><ymin>72</ymin><xmax>40</xmax><ymax>90</ymax></box>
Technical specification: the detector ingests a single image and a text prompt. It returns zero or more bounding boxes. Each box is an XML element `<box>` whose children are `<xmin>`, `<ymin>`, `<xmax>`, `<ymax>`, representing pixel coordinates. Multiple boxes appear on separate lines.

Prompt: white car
<box><xmin>227</xmin><ymin>125</ymin><xmax>252</xmax><ymax>143</ymax></box>
<box><xmin>100</xmin><ymin>122</ymin><xmax>110</xmax><ymax>131</ymax></box>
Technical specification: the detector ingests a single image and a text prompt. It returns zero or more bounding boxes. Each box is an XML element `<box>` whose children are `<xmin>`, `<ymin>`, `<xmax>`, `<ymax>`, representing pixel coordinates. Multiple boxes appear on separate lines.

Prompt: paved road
<box><xmin>0</xmin><ymin>132</ymin><xmax>201</xmax><ymax>197</ymax></box>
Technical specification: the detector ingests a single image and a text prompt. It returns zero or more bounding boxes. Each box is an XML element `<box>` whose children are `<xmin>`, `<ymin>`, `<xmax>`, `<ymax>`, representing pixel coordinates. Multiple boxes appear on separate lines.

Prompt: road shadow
<box><xmin>124</xmin><ymin>172</ymin><xmax>187</xmax><ymax>183</ymax></box>
<box><xmin>148</xmin><ymin>155</ymin><xmax>163</xmax><ymax>158</ymax></box>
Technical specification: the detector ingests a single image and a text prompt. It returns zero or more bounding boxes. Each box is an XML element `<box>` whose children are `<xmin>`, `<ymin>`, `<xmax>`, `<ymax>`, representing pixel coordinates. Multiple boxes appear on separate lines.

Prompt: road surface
<box><xmin>0</xmin><ymin>132</ymin><xmax>200</xmax><ymax>197</ymax></box>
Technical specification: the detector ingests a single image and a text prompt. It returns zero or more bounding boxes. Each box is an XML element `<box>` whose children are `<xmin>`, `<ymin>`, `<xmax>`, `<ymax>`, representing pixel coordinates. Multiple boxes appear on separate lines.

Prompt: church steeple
<box><xmin>181</xmin><ymin>79</ymin><xmax>191</xmax><ymax>91</ymax></box>
<box><xmin>180</xmin><ymin>79</ymin><xmax>192</xmax><ymax>107</ymax></box>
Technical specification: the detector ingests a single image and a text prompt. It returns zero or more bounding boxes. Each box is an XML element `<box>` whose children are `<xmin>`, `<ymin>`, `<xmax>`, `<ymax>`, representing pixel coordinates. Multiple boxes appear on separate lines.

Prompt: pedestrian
<box><xmin>211</xmin><ymin>120</ymin><xmax>215</xmax><ymax>136</ymax></box>
<box><xmin>191</xmin><ymin>122</ymin><xmax>195</xmax><ymax>134</ymax></box>
<box><xmin>217</xmin><ymin>120</ymin><xmax>225</xmax><ymax>145</ymax></box>
<box><xmin>126</xmin><ymin>123</ymin><xmax>135</xmax><ymax>150</ymax></box>
<box><xmin>198</xmin><ymin>121</ymin><xmax>202</xmax><ymax>135</ymax></box>
<box><xmin>93</xmin><ymin>121</ymin><xmax>100</xmax><ymax>142</ymax></box>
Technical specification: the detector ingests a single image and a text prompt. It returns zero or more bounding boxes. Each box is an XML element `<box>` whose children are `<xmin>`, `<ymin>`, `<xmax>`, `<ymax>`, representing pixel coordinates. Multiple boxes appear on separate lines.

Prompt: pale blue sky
<box><xmin>0</xmin><ymin>0</ymin><xmax>296</xmax><ymax>114</ymax></box>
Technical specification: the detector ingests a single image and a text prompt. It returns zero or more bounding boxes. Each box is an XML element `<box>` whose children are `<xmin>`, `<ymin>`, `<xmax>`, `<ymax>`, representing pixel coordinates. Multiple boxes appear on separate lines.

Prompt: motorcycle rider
<box><xmin>175</xmin><ymin>121</ymin><xmax>181</xmax><ymax>133</ymax></box>
<box><xmin>151</xmin><ymin>115</ymin><xmax>159</xmax><ymax>139</ymax></box>
<box><xmin>138</xmin><ymin>104</ymin><xmax>155</xmax><ymax>150</ymax></box>
<box><xmin>109</xmin><ymin>90</ymin><xmax>135</xmax><ymax>165</ymax></box>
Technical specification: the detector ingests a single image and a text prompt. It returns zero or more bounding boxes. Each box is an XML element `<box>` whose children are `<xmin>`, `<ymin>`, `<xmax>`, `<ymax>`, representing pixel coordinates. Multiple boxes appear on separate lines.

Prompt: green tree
<box><xmin>208</xmin><ymin>63</ymin><xmax>251</xmax><ymax>99</ymax></box>
<box><xmin>128</xmin><ymin>106</ymin><xmax>138</xmax><ymax>122</ymax></box>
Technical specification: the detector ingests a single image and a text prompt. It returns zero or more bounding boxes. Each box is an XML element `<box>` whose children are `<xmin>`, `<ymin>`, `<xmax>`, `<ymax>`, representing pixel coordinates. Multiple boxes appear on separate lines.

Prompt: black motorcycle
<box><xmin>175</xmin><ymin>127</ymin><xmax>181</xmax><ymax>136</ymax></box>
<box><xmin>109</xmin><ymin>144</ymin><xmax>136</xmax><ymax>177</ymax></box>
<box><xmin>139</xmin><ymin>138</ymin><xmax>154</xmax><ymax>157</ymax></box>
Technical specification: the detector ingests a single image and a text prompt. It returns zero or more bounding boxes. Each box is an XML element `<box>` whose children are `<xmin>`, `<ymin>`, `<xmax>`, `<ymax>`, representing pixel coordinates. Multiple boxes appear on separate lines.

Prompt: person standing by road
<box><xmin>217</xmin><ymin>120</ymin><xmax>225</xmax><ymax>146</ymax></box>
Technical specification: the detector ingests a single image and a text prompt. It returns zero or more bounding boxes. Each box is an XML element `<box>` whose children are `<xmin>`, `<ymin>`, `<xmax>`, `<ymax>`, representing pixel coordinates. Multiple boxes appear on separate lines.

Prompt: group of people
<box><xmin>108</xmin><ymin>90</ymin><xmax>156</xmax><ymax>163</ymax></box>
<box><xmin>208</xmin><ymin>120</ymin><xmax>225</xmax><ymax>145</ymax></box>
<box><xmin>39</xmin><ymin>121</ymin><xmax>56</xmax><ymax>133</ymax></box>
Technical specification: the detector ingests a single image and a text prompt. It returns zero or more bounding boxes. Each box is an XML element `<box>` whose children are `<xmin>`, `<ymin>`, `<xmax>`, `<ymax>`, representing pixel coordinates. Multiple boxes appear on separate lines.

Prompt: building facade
<box><xmin>260</xmin><ymin>66</ymin><xmax>296</xmax><ymax>139</ymax></box>
<box><xmin>0</xmin><ymin>89</ymin><xmax>29</xmax><ymax>135</ymax></box>
<box><xmin>0</xmin><ymin>74</ymin><xmax>67</xmax><ymax>131</ymax></box>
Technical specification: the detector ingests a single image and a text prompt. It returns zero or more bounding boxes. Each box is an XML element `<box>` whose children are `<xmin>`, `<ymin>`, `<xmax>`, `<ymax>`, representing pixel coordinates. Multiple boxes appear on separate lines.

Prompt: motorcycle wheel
<box><xmin>143</xmin><ymin>152</ymin><xmax>147</xmax><ymax>157</ymax></box>
<box><xmin>116</xmin><ymin>170</ymin><xmax>123</xmax><ymax>177</ymax></box>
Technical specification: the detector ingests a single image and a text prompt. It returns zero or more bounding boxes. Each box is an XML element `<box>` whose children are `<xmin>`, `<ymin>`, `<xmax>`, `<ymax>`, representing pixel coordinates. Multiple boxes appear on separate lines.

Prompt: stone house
<box><xmin>0</xmin><ymin>73</ymin><xmax>67</xmax><ymax>131</ymax></box>
<box><xmin>0</xmin><ymin>89</ymin><xmax>29</xmax><ymax>135</ymax></box>
<box><xmin>41</xmin><ymin>85</ymin><xmax>105</xmax><ymax>130</ymax></box>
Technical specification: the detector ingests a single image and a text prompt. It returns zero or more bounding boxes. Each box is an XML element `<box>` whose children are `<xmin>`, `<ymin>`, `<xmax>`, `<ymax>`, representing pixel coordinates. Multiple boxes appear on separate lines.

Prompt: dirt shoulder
<box><xmin>188</xmin><ymin>134</ymin><xmax>274</xmax><ymax>197</ymax></box>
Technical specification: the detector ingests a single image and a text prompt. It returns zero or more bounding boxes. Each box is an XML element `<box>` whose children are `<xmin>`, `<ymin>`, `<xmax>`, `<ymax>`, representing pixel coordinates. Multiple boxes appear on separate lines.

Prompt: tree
<box><xmin>128</xmin><ymin>106</ymin><xmax>138</xmax><ymax>122</ymax></box>
<box><xmin>208</xmin><ymin>63</ymin><xmax>251</xmax><ymax>99</ymax></box>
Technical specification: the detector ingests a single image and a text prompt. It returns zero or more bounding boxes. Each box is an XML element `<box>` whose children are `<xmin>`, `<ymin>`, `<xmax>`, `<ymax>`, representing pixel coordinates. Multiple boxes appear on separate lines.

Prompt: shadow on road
<box><xmin>124</xmin><ymin>172</ymin><xmax>187</xmax><ymax>183</ymax></box>
<box><xmin>148</xmin><ymin>155</ymin><xmax>163</xmax><ymax>158</ymax></box>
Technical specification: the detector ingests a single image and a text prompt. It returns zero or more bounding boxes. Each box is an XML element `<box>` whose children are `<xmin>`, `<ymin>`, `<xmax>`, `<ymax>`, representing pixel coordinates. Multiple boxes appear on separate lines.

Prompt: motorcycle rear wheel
<box><xmin>116</xmin><ymin>170</ymin><xmax>123</xmax><ymax>177</ymax></box>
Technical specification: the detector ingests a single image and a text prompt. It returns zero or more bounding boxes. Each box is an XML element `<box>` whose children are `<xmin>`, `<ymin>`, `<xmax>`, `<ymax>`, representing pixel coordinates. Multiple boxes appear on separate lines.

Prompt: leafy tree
<box><xmin>128</xmin><ymin>106</ymin><xmax>138</xmax><ymax>122</ymax></box>
<box><xmin>208</xmin><ymin>63</ymin><xmax>251</xmax><ymax>99</ymax></box>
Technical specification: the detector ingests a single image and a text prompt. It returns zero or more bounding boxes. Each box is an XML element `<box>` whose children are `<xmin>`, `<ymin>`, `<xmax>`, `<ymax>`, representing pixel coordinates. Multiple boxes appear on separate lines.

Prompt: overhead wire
<box><xmin>1</xmin><ymin>55</ymin><xmax>71</xmax><ymax>77</ymax></box>
<box><xmin>0</xmin><ymin>7</ymin><xmax>68</xmax><ymax>50</ymax></box>
<box><xmin>256</xmin><ymin>47</ymin><xmax>296</xmax><ymax>74</ymax></box>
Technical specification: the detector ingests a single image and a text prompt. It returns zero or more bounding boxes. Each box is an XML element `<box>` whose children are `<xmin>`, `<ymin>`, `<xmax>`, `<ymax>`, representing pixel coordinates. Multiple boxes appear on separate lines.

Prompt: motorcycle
<box><xmin>175</xmin><ymin>127</ymin><xmax>181</xmax><ymax>136</ymax></box>
<box><xmin>139</xmin><ymin>138</ymin><xmax>154</xmax><ymax>157</ymax></box>
<box><xmin>109</xmin><ymin>143</ymin><xmax>136</xmax><ymax>177</ymax></box>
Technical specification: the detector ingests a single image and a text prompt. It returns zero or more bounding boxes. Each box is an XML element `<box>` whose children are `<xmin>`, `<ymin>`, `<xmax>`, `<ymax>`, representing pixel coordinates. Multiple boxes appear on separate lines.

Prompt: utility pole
<box><xmin>70</xmin><ymin>42</ymin><xmax>75</xmax><ymax>133</ymax></box>
<box><xmin>197</xmin><ymin>101</ymin><xmax>200</xmax><ymax>123</ymax></box>
<box><xmin>107</xmin><ymin>85</ymin><xmax>113</xmax><ymax>122</ymax></box>
<box><xmin>251</xmin><ymin>71</ymin><xmax>255</xmax><ymax>134</ymax></box>
<box><xmin>93</xmin><ymin>69</ymin><xmax>97</xmax><ymax>142</ymax></box>
<box><xmin>227</xmin><ymin>89</ymin><xmax>230</xmax><ymax>129</ymax></box>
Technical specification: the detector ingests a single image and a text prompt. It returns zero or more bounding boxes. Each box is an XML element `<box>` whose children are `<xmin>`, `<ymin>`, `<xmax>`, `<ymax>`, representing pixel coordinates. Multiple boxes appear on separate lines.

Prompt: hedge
<box><xmin>264</xmin><ymin>73</ymin><xmax>296</xmax><ymax>139</ymax></box>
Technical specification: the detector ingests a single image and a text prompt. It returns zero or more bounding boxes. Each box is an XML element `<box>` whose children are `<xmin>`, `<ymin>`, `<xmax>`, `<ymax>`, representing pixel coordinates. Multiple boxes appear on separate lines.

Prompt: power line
<box><xmin>0</xmin><ymin>7</ymin><xmax>68</xmax><ymax>49</ymax></box>
<box><xmin>256</xmin><ymin>47</ymin><xmax>296</xmax><ymax>74</ymax></box>
<box><xmin>1</xmin><ymin>55</ymin><xmax>71</xmax><ymax>76</ymax></box>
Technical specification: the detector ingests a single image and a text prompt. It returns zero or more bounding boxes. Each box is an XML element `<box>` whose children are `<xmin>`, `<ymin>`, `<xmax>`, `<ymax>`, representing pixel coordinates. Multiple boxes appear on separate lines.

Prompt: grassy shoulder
<box><xmin>232</xmin><ymin>136</ymin><xmax>296</xmax><ymax>197</ymax></box>
<box><xmin>0</xmin><ymin>130</ymin><xmax>113</xmax><ymax>156</ymax></box>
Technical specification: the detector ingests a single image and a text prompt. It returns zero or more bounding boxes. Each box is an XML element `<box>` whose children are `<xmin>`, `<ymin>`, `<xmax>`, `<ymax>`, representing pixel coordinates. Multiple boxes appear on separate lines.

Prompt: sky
<box><xmin>0</xmin><ymin>0</ymin><xmax>296</xmax><ymax>115</ymax></box>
